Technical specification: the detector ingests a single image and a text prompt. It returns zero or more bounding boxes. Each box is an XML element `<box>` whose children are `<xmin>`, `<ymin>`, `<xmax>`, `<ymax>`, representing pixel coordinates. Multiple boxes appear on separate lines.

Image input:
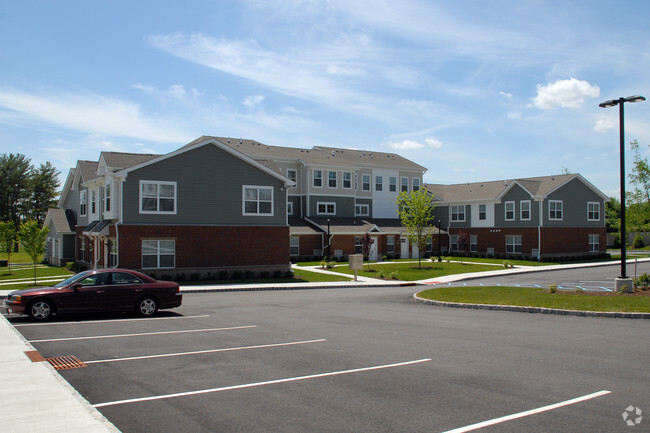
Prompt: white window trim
<box><xmin>389</xmin><ymin>177</ymin><xmax>397</xmax><ymax>192</ymax></box>
<box><xmin>401</xmin><ymin>177</ymin><xmax>409</xmax><ymax>192</ymax></box>
<box><xmin>355</xmin><ymin>204</ymin><xmax>370</xmax><ymax>216</ymax></box>
<box><xmin>412</xmin><ymin>178</ymin><xmax>420</xmax><ymax>191</ymax></box>
<box><xmin>587</xmin><ymin>202</ymin><xmax>600</xmax><ymax>221</ymax></box>
<box><xmin>478</xmin><ymin>204</ymin><xmax>487</xmax><ymax>221</ymax></box>
<box><xmin>343</xmin><ymin>172</ymin><xmax>352</xmax><ymax>189</ymax></box>
<box><xmin>362</xmin><ymin>174</ymin><xmax>371</xmax><ymax>192</ymax></box>
<box><xmin>549</xmin><ymin>200</ymin><xmax>563</xmax><ymax>221</ymax></box>
<box><xmin>290</xmin><ymin>236</ymin><xmax>300</xmax><ymax>256</ymax></box>
<box><xmin>328</xmin><ymin>171</ymin><xmax>337</xmax><ymax>189</ymax></box>
<box><xmin>242</xmin><ymin>185</ymin><xmax>274</xmax><ymax>216</ymax></box>
<box><xmin>375</xmin><ymin>176</ymin><xmax>383</xmax><ymax>192</ymax></box>
<box><xmin>287</xmin><ymin>202</ymin><xmax>294</xmax><ymax>216</ymax></box>
<box><xmin>105</xmin><ymin>181</ymin><xmax>112</xmax><ymax>213</ymax></box>
<box><xmin>313</xmin><ymin>170</ymin><xmax>323</xmax><ymax>188</ymax></box>
<box><xmin>451</xmin><ymin>205</ymin><xmax>466</xmax><ymax>222</ymax></box>
<box><xmin>589</xmin><ymin>234</ymin><xmax>599</xmax><ymax>252</ymax></box>
<box><xmin>79</xmin><ymin>190</ymin><xmax>87</xmax><ymax>217</ymax></box>
<box><xmin>286</xmin><ymin>169</ymin><xmax>297</xmax><ymax>183</ymax></box>
<box><xmin>142</xmin><ymin>239</ymin><xmax>176</xmax><ymax>269</ymax></box>
<box><xmin>139</xmin><ymin>180</ymin><xmax>177</xmax><ymax>215</ymax></box>
<box><xmin>317</xmin><ymin>201</ymin><xmax>336</xmax><ymax>215</ymax></box>
<box><xmin>504</xmin><ymin>201</ymin><xmax>515</xmax><ymax>221</ymax></box>
<box><xmin>520</xmin><ymin>200</ymin><xmax>531</xmax><ymax>221</ymax></box>
<box><xmin>506</xmin><ymin>235</ymin><xmax>523</xmax><ymax>254</ymax></box>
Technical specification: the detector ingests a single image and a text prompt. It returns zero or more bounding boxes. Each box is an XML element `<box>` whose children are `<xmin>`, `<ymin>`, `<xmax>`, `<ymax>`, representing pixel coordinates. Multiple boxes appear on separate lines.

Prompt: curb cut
<box><xmin>412</xmin><ymin>294</ymin><xmax>650</xmax><ymax>319</ymax></box>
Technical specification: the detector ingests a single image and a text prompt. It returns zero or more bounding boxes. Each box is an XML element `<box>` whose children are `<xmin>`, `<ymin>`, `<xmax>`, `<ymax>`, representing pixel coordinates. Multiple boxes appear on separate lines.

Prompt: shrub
<box><xmin>259</xmin><ymin>271</ymin><xmax>270</xmax><ymax>279</ymax></box>
<box><xmin>232</xmin><ymin>270</ymin><xmax>243</xmax><ymax>279</ymax></box>
<box><xmin>378</xmin><ymin>271</ymin><xmax>385</xmax><ymax>279</ymax></box>
<box><xmin>272</xmin><ymin>270</ymin><xmax>282</xmax><ymax>278</ymax></box>
<box><xmin>390</xmin><ymin>270</ymin><xmax>399</xmax><ymax>280</ymax></box>
<box><xmin>547</xmin><ymin>283</ymin><xmax>557</xmax><ymax>293</ymax></box>
<box><xmin>218</xmin><ymin>270</ymin><xmax>228</xmax><ymax>280</ymax></box>
<box><xmin>190</xmin><ymin>272</ymin><xmax>201</xmax><ymax>281</ymax></box>
<box><xmin>285</xmin><ymin>270</ymin><xmax>294</xmax><ymax>278</ymax></box>
<box><xmin>502</xmin><ymin>260</ymin><xmax>514</xmax><ymax>268</ymax></box>
<box><xmin>244</xmin><ymin>270</ymin><xmax>255</xmax><ymax>279</ymax></box>
<box><xmin>204</xmin><ymin>272</ymin><xmax>216</xmax><ymax>281</ymax></box>
<box><xmin>633</xmin><ymin>234</ymin><xmax>645</xmax><ymax>249</ymax></box>
<box><xmin>634</xmin><ymin>273</ymin><xmax>650</xmax><ymax>290</ymax></box>
<box><xmin>381</xmin><ymin>255</ymin><xmax>387</xmax><ymax>262</ymax></box>
<box><xmin>66</xmin><ymin>261</ymin><xmax>88</xmax><ymax>273</ymax></box>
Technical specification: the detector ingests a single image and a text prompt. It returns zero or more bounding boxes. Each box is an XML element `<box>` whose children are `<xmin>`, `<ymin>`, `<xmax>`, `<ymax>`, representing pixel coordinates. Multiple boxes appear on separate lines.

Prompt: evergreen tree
<box><xmin>29</xmin><ymin>162</ymin><xmax>61</xmax><ymax>225</ymax></box>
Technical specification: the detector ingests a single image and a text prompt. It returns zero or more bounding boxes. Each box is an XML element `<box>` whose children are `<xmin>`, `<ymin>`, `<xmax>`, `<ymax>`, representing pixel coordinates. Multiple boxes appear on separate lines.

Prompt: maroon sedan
<box><xmin>3</xmin><ymin>269</ymin><xmax>182</xmax><ymax>321</ymax></box>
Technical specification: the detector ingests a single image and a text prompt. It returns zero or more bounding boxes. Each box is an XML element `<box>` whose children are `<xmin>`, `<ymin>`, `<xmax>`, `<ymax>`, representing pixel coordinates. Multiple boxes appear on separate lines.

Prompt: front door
<box><xmin>400</xmin><ymin>237</ymin><xmax>409</xmax><ymax>259</ymax></box>
<box><xmin>369</xmin><ymin>237</ymin><xmax>378</xmax><ymax>261</ymax></box>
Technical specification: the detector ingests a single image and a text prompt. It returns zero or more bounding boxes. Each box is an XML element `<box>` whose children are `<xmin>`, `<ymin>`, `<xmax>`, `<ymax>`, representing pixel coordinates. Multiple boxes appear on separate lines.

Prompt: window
<box><xmin>451</xmin><ymin>205</ymin><xmax>466</xmax><ymax>222</ymax></box>
<box><xmin>140</xmin><ymin>181</ymin><xmax>176</xmax><ymax>214</ymax></box>
<box><xmin>343</xmin><ymin>172</ymin><xmax>352</xmax><ymax>189</ymax></box>
<box><xmin>287</xmin><ymin>202</ymin><xmax>294</xmax><ymax>216</ymax></box>
<box><xmin>549</xmin><ymin>200</ymin><xmax>563</xmax><ymax>220</ymax></box>
<box><xmin>105</xmin><ymin>182</ymin><xmax>111</xmax><ymax>212</ymax></box>
<box><xmin>290</xmin><ymin>237</ymin><xmax>300</xmax><ymax>256</ymax></box>
<box><xmin>317</xmin><ymin>202</ymin><xmax>336</xmax><ymax>215</ymax></box>
<box><xmin>328</xmin><ymin>171</ymin><xmax>337</xmax><ymax>188</ymax></box>
<box><xmin>375</xmin><ymin>176</ymin><xmax>383</xmax><ymax>191</ymax></box>
<box><xmin>313</xmin><ymin>170</ymin><xmax>322</xmax><ymax>187</ymax></box>
<box><xmin>387</xmin><ymin>236</ymin><xmax>395</xmax><ymax>253</ymax></box>
<box><xmin>479</xmin><ymin>204</ymin><xmax>487</xmax><ymax>221</ymax></box>
<box><xmin>286</xmin><ymin>169</ymin><xmax>297</xmax><ymax>183</ymax></box>
<box><xmin>587</xmin><ymin>202</ymin><xmax>600</xmax><ymax>221</ymax></box>
<box><xmin>91</xmin><ymin>189</ymin><xmax>97</xmax><ymax>214</ymax></box>
<box><xmin>506</xmin><ymin>235</ymin><xmax>522</xmax><ymax>254</ymax></box>
<box><xmin>470</xmin><ymin>235</ymin><xmax>478</xmax><ymax>252</ymax></box>
<box><xmin>413</xmin><ymin>178</ymin><xmax>420</xmax><ymax>191</ymax></box>
<box><xmin>389</xmin><ymin>177</ymin><xmax>397</xmax><ymax>192</ymax></box>
<box><xmin>589</xmin><ymin>234</ymin><xmax>599</xmax><ymax>252</ymax></box>
<box><xmin>79</xmin><ymin>190</ymin><xmax>87</xmax><ymax>216</ymax></box>
<box><xmin>362</xmin><ymin>174</ymin><xmax>371</xmax><ymax>191</ymax></box>
<box><xmin>450</xmin><ymin>234</ymin><xmax>459</xmax><ymax>251</ymax></box>
<box><xmin>142</xmin><ymin>240</ymin><xmax>175</xmax><ymax>269</ymax></box>
<box><xmin>505</xmin><ymin>201</ymin><xmax>515</xmax><ymax>221</ymax></box>
<box><xmin>243</xmin><ymin>186</ymin><xmax>273</xmax><ymax>215</ymax></box>
<box><xmin>79</xmin><ymin>237</ymin><xmax>86</xmax><ymax>258</ymax></box>
<box><xmin>354</xmin><ymin>237</ymin><xmax>362</xmax><ymax>253</ymax></box>
<box><xmin>520</xmin><ymin>200</ymin><xmax>531</xmax><ymax>220</ymax></box>
<box><xmin>426</xmin><ymin>235</ymin><xmax>432</xmax><ymax>252</ymax></box>
<box><xmin>355</xmin><ymin>204</ymin><xmax>369</xmax><ymax>216</ymax></box>
<box><xmin>108</xmin><ymin>240</ymin><xmax>117</xmax><ymax>267</ymax></box>
<box><xmin>401</xmin><ymin>177</ymin><xmax>409</xmax><ymax>192</ymax></box>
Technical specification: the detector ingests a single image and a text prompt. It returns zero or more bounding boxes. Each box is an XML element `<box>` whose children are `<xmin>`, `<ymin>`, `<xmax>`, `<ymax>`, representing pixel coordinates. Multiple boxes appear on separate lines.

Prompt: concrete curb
<box><xmin>412</xmin><ymin>294</ymin><xmax>650</xmax><ymax>319</ymax></box>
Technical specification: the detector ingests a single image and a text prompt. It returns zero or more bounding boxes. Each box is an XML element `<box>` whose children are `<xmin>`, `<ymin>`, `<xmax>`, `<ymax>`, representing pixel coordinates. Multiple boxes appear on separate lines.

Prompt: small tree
<box><xmin>359</xmin><ymin>233</ymin><xmax>374</xmax><ymax>271</ymax></box>
<box><xmin>0</xmin><ymin>221</ymin><xmax>16</xmax><ymax>273</ymax></box>
<box><xmin>396</xmin><ymin>188</ymin><xmax>436</xmax><ymax>269</ymax></box>
<box><xmin>456</xmin><ymin>232</ymin><xmax>470</xmax><ymax>264</ymax></box>
<box><xmin>19</xmin><ymin>220</ymin><xmax>49</xmax><ymax>285</ymax></box>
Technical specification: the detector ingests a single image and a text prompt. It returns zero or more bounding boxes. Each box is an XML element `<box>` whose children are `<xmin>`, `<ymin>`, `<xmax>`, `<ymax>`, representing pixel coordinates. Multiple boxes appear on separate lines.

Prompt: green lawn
<box><xmin>417</xmin><ymin>286</ymin><xmax>650</xmax><ymax>313</ymax></box>
<box><xmin>0</xmin><ymin>265</ymin><xmax>73</xmax><ymax>291</ymax></box>
<box><xmin>328</xmin><ymin>261</ymin><xmax>499</xmax><ymax>281</ymax></box>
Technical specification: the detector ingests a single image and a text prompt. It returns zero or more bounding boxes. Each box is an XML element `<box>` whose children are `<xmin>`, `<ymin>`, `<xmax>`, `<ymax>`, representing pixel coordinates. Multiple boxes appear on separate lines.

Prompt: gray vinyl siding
<box><xmin>121</xmin><ymin>144</ymin><xmax>287</xmax><ymax>226</ymax></box>
<box><xmin>495</xmin><ymin>185</ymin><xmax>539</xmax><ymax>227</ymax></box>
<box><xmin>309</xmin><ymin>195</ymin><xmax>355</xmax><ymax>217</ymax></box>
<box><xmin>288</xmin><ymin>195</ymin><xmax>301</xmax><ymax>217</ymax></box>
<box><xmin>544</xmin><ymin>178</ymin><xmax>604</xmax><ymax>227</ymax></box>
<box><xmin>355</xmin><ymin>198</ymin><xmax>373</xmax><ymax>218</ymax></box>
<box><xmin>432</xmin><ymin>205</ymin><xmax>449</xmax><ymax>228</ymax></box>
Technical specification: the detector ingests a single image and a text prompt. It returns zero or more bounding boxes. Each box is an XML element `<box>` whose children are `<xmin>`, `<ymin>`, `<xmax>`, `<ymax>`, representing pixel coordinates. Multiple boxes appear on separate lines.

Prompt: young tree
<box><xmin>0</xmin><ymin>221</ymin><xmax>17</xmax><ymax>273</ymax></box>
<box><xmin>629</xmin><ymin>140</ymin><xmax>650</xmax><ymax>205</ymax></box>
<box><xmin>19</xmin><ymin>220</ymin><xmax>49</xmax><ymax>285</ymax></box>
<box><xmin>396</xmin><ymin>188</ymin><xmax>436</xmax><ymax>269</ymax></box>
<box><xmin>359</xmin><ymin>233</ymin><xmax>374</xmax><ymax>271</ymax></box>
<box><xmin>456</xmin><ymin>232</ymin><xmax>470</xmax><ymax>264</ymax></box>
<box><xmin>28</xmin><ymin>162</ymin><xmax>61</xmax><ymax>225</ymax></box>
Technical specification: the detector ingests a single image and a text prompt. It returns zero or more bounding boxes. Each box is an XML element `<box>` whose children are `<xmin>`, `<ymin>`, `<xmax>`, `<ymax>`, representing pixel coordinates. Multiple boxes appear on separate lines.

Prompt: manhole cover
<box><xmin>46</xmin><ymin>356</ymin><xmax>87</xmax><ymax>370</ymax></box>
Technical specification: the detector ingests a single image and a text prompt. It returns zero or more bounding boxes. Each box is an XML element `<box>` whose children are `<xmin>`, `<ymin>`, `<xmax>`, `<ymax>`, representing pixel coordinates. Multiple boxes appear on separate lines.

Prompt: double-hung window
<box><xmin>549</xmin><ymin>200</ymin><xmax>563</xmax><ymax>220</ymax></box>
<box><xmin>317</xmin><ymin>202</ymin><xmax>336</xmax><ymax>215</ymax></box>
<box><xmin>520</xmin><ymin>200</ymin><xmax>531</xmax><ymax>220</ymax></box>
<box><xmin>105</xmin><ymin>182</ymin><xmax>111</xmax><ymax>212</ymax></box>
<box><xmin>506</xmin><ymin>235</ymin><xmax>522</xmax><ymax>254</ymax></box>
<box><xmin>91</xmin><ymin>190</ymin><xmax>97</xmax><ymax>214</ymax></box>
<box><xmin>451</xmin><ymin>205</ymin><xmax>466</xmax><ymax>222</ymax></box>
<box><xmin>401</xmin><ymin>177</ymin><xmax>409</xmax><ymax>192</ymax></box>
<box><xmin>589</xmin><ymin>234</ymin><xmax>599</xmax><ymax>252</ymax></box>
<box><xmin>79</xmin><ymin>190</ymin><xmax>87</xmax><ymax>216</ymax></box>
<box><xmin>387</xmin><ymin>236</ymin><xmax>395</xmax><ymax>253</ymax></box>
<box><xmin>587</xmin><ymin>202</ymin><xmax>600</xmax><ymax>221</ymax></box>
<box><xmin>362</xmin><ymin>174</ymin><xmax>371</xmax><ymax>191</ymax></box>
<box><xmin>343</xmin><ymin>172</ymin><xmax>352</xmax><ymax>189</ymax></box>
<box><xmin>142</xmin><ymin>240</ymin><xmax>175</xmax><ymax>269</ymax></box>
<box><xmin>243</xmin><ymin>186</ymin><xmax>273</xmax><ymax>216</ymax></box>
<box><xmin>290</xmin><ymin>237</ymin><xmax>300</xmax><ymax>256</ymax></box>
<box><xmin>328</xmin><ymin>171</ymin><xmax>337</xmax><ymax>188</ymax></box>
<box><xmin>313</xmin><ymin>170</ymin><xmax>322</xmax><ymax>187</ymax></box>
<box><xmin>389</xmin><ymin>177</ymin><xmax>397</xmax><ymax>192</ymax></box>
<box><xmin>479</xmin><ymin>204</ymin><xmax>487</xmax><ymax>221</ymax></box>
<box><xmin>412</xmin><ymin>178</ymin><xmax>420</xmax><ymax>191</ymax></box>
<box><xmin>505</xmin><ymin>201</ymin><xmax>515</xmax><ymax>221</ymax></box>
<box><xmin>470</xmin><ymin>235</ymin><xmax>478</xmax><ymax>252</ymax></box>
<box><xmin>286</xmin><ymin>169</ymin><xmax>297</xmax><ymax>183</ymax></box>
<box><xmin>375</xmin><ymin>176</ymin><xmax>383</xmax><ymax>191</ymax></box>
<box><xmin>140</xmin><ymin>181</ymin><xmax>176</xmax><ymax>214</ymax></box>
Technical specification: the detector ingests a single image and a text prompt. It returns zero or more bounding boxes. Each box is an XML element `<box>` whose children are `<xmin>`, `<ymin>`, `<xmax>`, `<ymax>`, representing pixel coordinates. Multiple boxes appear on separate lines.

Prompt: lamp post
<box><xmin>599</xmin><ymin>95</ymin><xmax>645</xmax><ymax>291</ymax></box>
<box><xmin>437</xmin><ymin>219</ymin><xmax>442</xmax><ymax>262</ymax></box>
<box><xmin>326</xmin><ymin>218</ymin><xmax>331</xmax><ymax>261</ymax></box>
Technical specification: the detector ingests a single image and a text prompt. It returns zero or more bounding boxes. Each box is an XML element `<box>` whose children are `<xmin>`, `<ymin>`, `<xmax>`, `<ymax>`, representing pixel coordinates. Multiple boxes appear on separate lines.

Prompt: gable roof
<box><xmin>100</xmin><ymin>152</ymin><xmax>161</xmax><ymax>171</ymax></box>
<box><xmin>425</xmin><ymin>174</ymin><xmax>608</xmax><ymax>203</ymax></box>
<box><xmin>44</xmin><ymin>208</ymin><xmax>76</xmax><ymax>234</ymax></box>
<box><xmin>187</xmin><ymin>136</ymin><xmax>427</xmax><ymax>172</ymax></box>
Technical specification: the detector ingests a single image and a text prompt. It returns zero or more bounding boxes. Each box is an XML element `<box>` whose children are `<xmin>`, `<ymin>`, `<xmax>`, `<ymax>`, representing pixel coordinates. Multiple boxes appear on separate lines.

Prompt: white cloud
<box><xmin>594</xmin><ymin>118</ymin><xmax>615</xmax><ymax>133</ymax></box>
<box><xmin>387</xmin><ymin>138</ymin><xmax>442</xmax><ymax>150</ymax></box>
<box><xmin>133</xmin><ymin>83</ymin><xmax>200</xmax><ymax>102</ymax></box>
<box><xmin>532</xmin><ymin>77</ymin><xmax>600</xmax><ymax>109</ymax></box>
<box><xmin>500</xmin><ymin>91</ymin><xmax>513</xmax><ymax>101</ymax></box>
<box><xmin>243</xmin><ymin>94</ymin><xmax>265</xmax><ymax>108</ymax></box>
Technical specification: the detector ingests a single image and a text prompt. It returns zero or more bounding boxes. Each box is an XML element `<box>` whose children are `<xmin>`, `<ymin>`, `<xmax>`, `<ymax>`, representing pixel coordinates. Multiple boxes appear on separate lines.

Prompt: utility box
<box><xmin>349</xmin><ymin>254</ymin><xmax>363</xmax><ymax>270</ymax></box>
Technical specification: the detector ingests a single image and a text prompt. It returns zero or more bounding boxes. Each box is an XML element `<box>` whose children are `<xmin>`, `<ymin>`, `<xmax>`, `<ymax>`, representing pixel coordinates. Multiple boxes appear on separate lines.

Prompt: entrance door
<box><xmin>400</xmin><ymin>237</ymin><xmax>409</xmax><ymax>259</ymax></box>
<box><xmin>369</xmin><ymin>237</ymin><xmax>378</xmax><ymax>261</ymax></box>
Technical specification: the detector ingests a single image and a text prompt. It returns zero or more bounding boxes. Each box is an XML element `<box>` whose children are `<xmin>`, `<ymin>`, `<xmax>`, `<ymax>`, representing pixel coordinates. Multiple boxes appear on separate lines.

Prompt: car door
<box><xmin>57</xmin><ymin>272</ymin><xmax>110</xmax><ymax>313</ymax></box>
<box><xmin>106</xmin><ymin>271</ymin><xmax>146</xmax><ymax>312</ymax></box>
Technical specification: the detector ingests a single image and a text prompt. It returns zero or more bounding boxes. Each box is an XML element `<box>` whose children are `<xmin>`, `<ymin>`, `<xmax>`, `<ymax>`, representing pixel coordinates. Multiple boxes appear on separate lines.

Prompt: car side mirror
<box><xmin>72</xmin><ymin>283</ymin><xmax>82</xmax><ymax>292</ymax></box>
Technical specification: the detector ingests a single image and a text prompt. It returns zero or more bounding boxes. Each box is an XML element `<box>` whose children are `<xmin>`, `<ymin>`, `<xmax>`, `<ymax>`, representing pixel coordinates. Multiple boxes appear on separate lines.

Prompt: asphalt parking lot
<box><xmin>9</xmin><ymin>282</ymin><xmax>649</xmax><ymax>433</ymax></box>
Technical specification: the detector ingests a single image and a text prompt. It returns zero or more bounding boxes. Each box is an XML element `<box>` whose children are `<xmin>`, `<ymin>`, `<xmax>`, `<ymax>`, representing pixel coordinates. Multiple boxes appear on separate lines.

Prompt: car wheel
<box><xmin>28</xmin><ymin>299</ymin><xmax>54</xmax><ymax>321</ymax></box>
<box><xmin>136</xmin><ymin>296</ymin><xmax>158</xmax><ymax>317</ymax></box>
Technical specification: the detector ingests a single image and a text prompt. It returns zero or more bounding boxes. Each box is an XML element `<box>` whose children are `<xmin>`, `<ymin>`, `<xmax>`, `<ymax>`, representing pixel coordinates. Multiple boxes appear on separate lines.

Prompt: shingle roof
<box><xmin>77</xmin><ymin>161</ymin><xmax>100</xmax><ymax>182</ymax></box>
<box><xmin>45</xmin><ymin>208</ymin><xmax>76</xmax><ymax>233</ymax></box>
<box><xmin>101</xmin><ymin>152</ymin><xmax>161</xmax><ymax>170</ymax></box>
<box><xmin>425</xmin><ymin>174</ymin><xmax>580</xmax><ymax>202</ymax></box>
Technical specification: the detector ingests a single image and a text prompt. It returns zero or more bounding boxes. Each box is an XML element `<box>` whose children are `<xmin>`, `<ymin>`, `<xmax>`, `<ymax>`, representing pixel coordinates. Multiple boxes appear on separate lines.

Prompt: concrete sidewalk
<box><xmin>0</xmin><ymin>258</ymin><xmax>647</xmax><ymax>432</ymax></box>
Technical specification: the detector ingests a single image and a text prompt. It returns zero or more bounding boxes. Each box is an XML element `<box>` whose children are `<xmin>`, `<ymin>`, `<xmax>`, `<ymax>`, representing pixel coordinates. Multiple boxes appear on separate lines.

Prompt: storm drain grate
<box><xmin>46</xmin><ymin>356</ymin><xmax>87</xmax><ymax>370</ymax></box>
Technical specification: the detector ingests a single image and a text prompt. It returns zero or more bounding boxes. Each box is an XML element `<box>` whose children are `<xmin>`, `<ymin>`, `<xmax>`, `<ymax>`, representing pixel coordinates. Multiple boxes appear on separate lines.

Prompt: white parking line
<box><xmin>93</xmin><ymin>358</ymin><xmax>432</xmax><ymax>408</ymax></box>
<box><xmin>13</xmin><ymin>315</ymin><xmax>210</xmax><ymax>327</ymax></box>
<box><xmin>28</xmin><ymin>325</ymin><xmax>256</xmax><ymax>343</ymax></box>
<box><xmin>441</xmin><ymin>390</ymin><xmax>611</xmax><ymax>433</ymax></box>
<box><xmin>85</xmin><ymin>339</ymin><xmax>327</xmax><ymax>364</ymax></box>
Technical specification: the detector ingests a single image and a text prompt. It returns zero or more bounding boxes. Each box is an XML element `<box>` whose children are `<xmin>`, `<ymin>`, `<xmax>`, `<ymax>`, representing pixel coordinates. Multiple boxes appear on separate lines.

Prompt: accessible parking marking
<box><xmin>441</xmin><ymin>390</ymin><xmax>611</xmax><ymax>433</ymax></box>
<box><xmin>28</xmin><ymin>325</ymin><xmax>256</xmax><ymax>343</ymax></box>
<box><xmin>85</xmin><ymin>339</ymin><xmax>327</xmax><ymax>364</ymax></box>
<box><xmin>93</xmin><ymin>358</ymin><xmax>432</xmax><ymax>408</ymax></box>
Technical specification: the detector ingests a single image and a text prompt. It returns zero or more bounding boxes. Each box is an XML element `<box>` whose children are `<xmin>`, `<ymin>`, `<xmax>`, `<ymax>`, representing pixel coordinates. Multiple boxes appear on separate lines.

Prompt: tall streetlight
<box><xmin>599</xmin><ymin>95</ymin><xmax>645</xmax><ymax>291</ymax></box>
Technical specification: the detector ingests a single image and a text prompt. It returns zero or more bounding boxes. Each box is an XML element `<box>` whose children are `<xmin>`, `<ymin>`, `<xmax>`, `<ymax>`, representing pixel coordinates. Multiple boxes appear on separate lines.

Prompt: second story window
<box><xmin>362</xmin><ymin>174</ymin><xmax>371</xmax><ymax>191</ymax></box>
<box><xmin>79</xmin><ymin>190</ymin><xmax>87</xmax><ymax>217</ymax></box>
<box><xmin>328</xmin><ymin>171</ymin><xmax>337</xmax><ymax>188</ymax></box>
<box><xmin>389</xmin><ymin>177</ymin><xmax>397</xmax><ymax>192</ymax></box>
<box><xmin>355</xmin><ymin>204</ymin><xmax>369</xmax><ymax>216</ymax></box>
<box><xmin>313</xmin><ymin>170</ymin><xmax>322</xmax><ymax>187</ymax></box>
<box><xmin>401</xmin><ymin>177</ymin><xmax>409</xmax><ymax>192</ymax></box>
<box><xmin>317</xmin><ymin>202</ymin><xmax>336</xmax><ymax>215</ymax></box>
<box><xmin>105</xmin><ymin>182</ymin><xmax>111</xmax><ymax>212</ymax></box>
<box><xmin>549</xmin><ymin>200</ymin><xmax>563</xmax><ymax>220</ymax></box>
<box><xmin>91</xmin><ymin>190</ymin><xmax>97</xmax><ymax>215</ymax></box>
<box><xmin>413</xmin><ymin>178</ymin><xmax>420</xmax><ymax>191</ymax></box>
<box><xmin>243</xmin><ymin>186</ymin><xmax>273</xmax><ymax>216</ymax></box>
<box><xmin>286</xmin><ymin>169</ymin><xmax>297</xmax><ymax>183</ymax></box>
<box><xmin>587</xmin><ymin>202</ymin><xmax>600</xmax><ymax>221</ymax></box>
<box><xmin>479</xmin><ymin>204</ymin><xmax>487</xmax><ymax>220</ymax></box>
<box><xmin>140</xmin><ymin>181</ymin><xmax>177</xmax><ymax>214</ymax></box>
<box><xmin>451</xmin><ymin>205</ymin><xmax>465</xmax><ymax>222</ymax></box>
<box><xmin>505</xmin><ymin>201</ymin><xmax>515</xmax><ymax>221</ymax></box>
<box><xmin>521</xmin><ymin>200</ymin><xmax>531</xmax><ymax>220</ymax></box>
<box><xmin>343</xmin><ymin>172</ymin><xmax>352</xmax><ymax>189</ymax></box>
<box><xmin>375</xmin><ymin>176</ymin><xmax>383</xmax><ymax>191</ymax></box>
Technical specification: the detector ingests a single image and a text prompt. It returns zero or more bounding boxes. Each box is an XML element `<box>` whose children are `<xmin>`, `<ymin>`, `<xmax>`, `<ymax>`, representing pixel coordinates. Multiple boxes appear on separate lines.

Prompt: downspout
<box><xmin>538</xmin><ymin>199</ymin><xmax>543</xmax><ymax>260</ymax></box>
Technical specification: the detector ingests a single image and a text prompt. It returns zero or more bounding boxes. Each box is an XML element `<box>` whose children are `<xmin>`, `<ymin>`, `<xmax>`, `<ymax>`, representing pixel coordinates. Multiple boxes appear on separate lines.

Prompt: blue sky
<box><xmin>1</xmin><ymin>1</ymin><xmax>649</xmax><ymax>198</ymax></box>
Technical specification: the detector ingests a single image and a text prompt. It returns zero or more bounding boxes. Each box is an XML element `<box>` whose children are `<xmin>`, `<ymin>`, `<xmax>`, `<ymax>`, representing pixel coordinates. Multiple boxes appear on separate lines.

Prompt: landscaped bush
<box><xmin>634</xmin><ymin>273</ymin><xmax>650</xmax><ymax>290</ymax></box>
<box><xmin>259</xmin><ymin>271</ymin><xmax>270</xmax><ymax>279</ymax></box>
<box><xmin>232</xmin><ymin>270</ymin><xmax>243</xmax><ymax>279</ymax></box>
<box><xmin>244</xmin><ymin>270</ymin><xmax>255</xmax><ymax>279</ymax></box>
<box><xmin>66</xmin><ymin>261</ymin><xmax>87</xmax><ymax>273</ymax></box>
<box><xmin>633</xmin><ymin>234</ymin><xmax>645</xmax><ymax>248</ymax></box>
<box><xmin>218</xmin><ymin>270</ymin><xmax>228</xmax><ymax>280</ymax></box>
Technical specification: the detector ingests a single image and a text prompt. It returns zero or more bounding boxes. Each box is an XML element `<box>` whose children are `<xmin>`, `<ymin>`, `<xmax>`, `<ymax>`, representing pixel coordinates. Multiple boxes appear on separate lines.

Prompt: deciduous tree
<box><xmin>19</xmin><ymin>220</ymin><xmax>49</xmax><ymax>285</ymax></box>
<box><xmin>396</xmin><ymin>188</ymin><xmax>436</xmax><ymax>269</ymax></box>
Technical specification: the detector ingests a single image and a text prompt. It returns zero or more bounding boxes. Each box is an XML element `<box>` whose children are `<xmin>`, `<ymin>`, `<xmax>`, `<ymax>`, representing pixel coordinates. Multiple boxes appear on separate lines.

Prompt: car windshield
<box><xmin>54</xmin><ymin>271</ymin><xmax>93</xmax><ymax>288</ymax></box>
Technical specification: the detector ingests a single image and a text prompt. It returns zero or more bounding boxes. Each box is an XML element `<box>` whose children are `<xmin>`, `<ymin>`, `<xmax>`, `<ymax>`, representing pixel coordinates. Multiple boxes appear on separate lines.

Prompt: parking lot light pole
<box><xmin>599</xmin><ymin>95</ymin><xmax>645</xmax><ymax>291</ymax></box>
